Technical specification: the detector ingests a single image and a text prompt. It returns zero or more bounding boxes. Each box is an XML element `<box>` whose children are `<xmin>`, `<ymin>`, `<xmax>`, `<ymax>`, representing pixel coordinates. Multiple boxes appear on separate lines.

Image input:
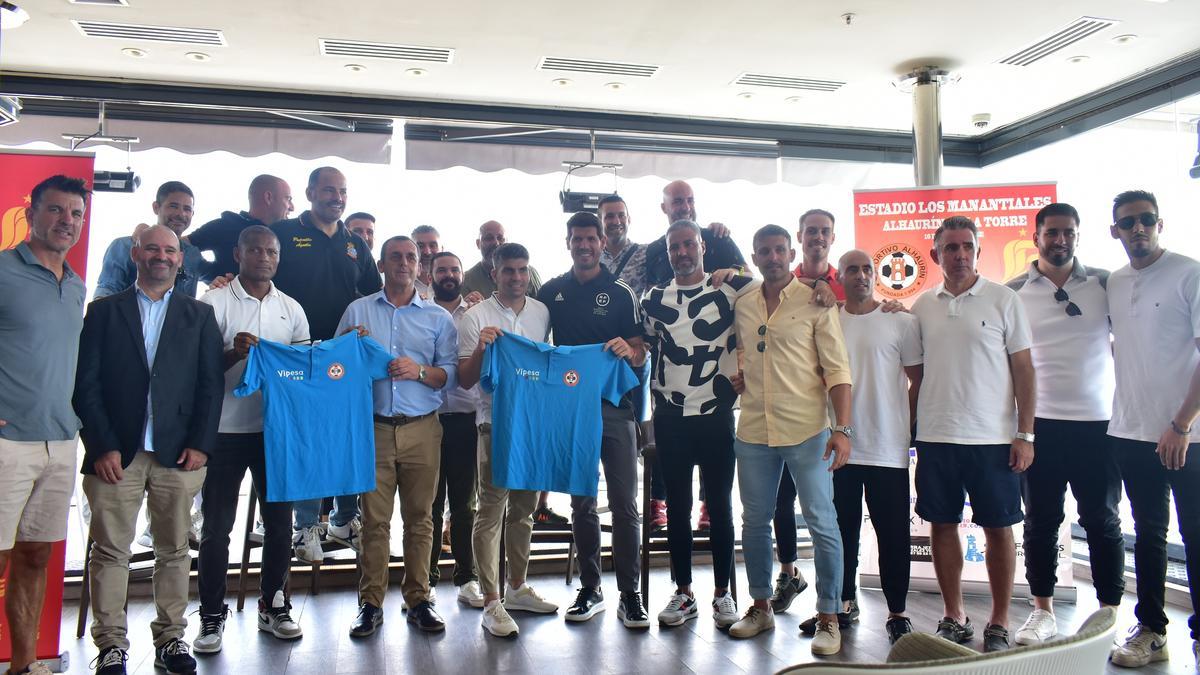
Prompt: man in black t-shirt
<box><xmin>642</xmin><ymin>180</ymin><xmax>747</xmax><ymax>289</ymax></box>
<box><xmin>186</xmin><ymin>174</ymin><xmax>293</xmax><ymax>283</ymax></box>
<box><xmin>269</xmin><ymin>166</ymin><xmax>382</xmax><ymax>563</ymax></box>
<box><xmin>537</xmin><ymin>211</ymin><xmax>651</xmax><ymax>629</ymax></box>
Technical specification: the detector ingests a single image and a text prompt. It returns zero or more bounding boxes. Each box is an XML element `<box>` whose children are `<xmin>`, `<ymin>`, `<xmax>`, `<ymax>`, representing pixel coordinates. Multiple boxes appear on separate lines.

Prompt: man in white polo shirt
<box><xmin>912</xmin><ymin>216</ymin><xmax>1036</xmax><ymax>653</ymax></box>
<box><xmin>194</xmin><ymin>225</ymin><xmax>309</xmax><ymax>654</ymax></box>
<box><xmin>1004</xmin><ymin>203</ymin><xmax>1124</xmax><ymax>647</ymax></box>
<box><xmin>1105</xmin><ymin>190</ymin><xmax>1200</xmax><ymax>669</ymax></box>
<box><xmin>459</xmin><ymin>242</ymin><xmax>560</xmax><ymax>638</ymax></box>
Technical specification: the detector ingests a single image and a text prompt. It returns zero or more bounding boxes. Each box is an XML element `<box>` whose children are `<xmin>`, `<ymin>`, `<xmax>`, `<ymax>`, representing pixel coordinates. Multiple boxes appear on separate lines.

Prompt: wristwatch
<box><xmin>417</xmin><ymin>365</ymin><xmax>427</xmax><ymax>382</ymax></box>
<box><xmin>1014</xmin><ymin>431</ymin><xmax>1035</xmax><ymax>443</ymax></box>
<box><xmin>833</xmin><ymin>425</ymin><xmax>854</xmax><ymax>439</ymax></box>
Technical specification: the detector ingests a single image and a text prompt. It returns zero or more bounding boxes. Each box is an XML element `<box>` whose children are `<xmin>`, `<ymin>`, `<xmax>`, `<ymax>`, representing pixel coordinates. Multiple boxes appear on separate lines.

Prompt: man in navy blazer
<box><xmin>74</xmin><ymin>224</ymin><xmax>223</xmax><ymax>675</ymax></box>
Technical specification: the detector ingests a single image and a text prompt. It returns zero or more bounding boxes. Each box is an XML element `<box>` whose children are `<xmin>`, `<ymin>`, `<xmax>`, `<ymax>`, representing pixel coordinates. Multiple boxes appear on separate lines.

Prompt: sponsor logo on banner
<box><xmin>1</xmin><ymin>204</ymin><xmax>30</xmax><ymax>250</ymax></box>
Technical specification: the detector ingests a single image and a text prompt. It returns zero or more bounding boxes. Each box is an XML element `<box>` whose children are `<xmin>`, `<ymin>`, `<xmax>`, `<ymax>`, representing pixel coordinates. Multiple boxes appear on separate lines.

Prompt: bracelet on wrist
<box><xmin>1170</xmin><ymin>419</ymin><xmax>1192</xmax><ymax>435</ymax></box>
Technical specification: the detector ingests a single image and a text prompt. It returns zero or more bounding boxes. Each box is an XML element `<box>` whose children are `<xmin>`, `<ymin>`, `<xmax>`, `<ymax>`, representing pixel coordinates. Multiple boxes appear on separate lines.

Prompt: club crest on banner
<box><xmin>872</xmin><ymin>244</ymin><xmax>928</xmax><ymax>300</ymax></box>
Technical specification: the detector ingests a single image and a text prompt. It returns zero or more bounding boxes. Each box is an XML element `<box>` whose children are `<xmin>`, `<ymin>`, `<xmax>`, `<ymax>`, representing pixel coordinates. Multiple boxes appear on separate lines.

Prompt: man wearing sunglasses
<box><xmin>1106</xmin><ymin>190</ymin><xmax>1200</xmax><ymax>668</ymax></box>
<box><xmin>727</xmin><ymin>224</ymin><xmax>852</xmax><ymax>657</ymax></box>
<box><xmin>1005</xmin><ymin>203</ymin><xmax>1123</xmax><ymax>648</ymax></box>
<box><xmin>911</xmin><ymin>216</ymin><xmax>1036</xmax><ymax>653</ymax></box>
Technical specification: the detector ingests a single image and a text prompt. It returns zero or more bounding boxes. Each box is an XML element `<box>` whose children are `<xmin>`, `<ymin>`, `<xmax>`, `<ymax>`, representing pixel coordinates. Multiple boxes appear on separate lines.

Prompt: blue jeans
<box><xmin>735</xmin><ymin>430</ymin><xmax>843</xmax><ymax>615</ymax></box>
<box><xmin>293</xmin><ymin>495</ymin><xmax>358</xmax><ymax>530</ymax></box>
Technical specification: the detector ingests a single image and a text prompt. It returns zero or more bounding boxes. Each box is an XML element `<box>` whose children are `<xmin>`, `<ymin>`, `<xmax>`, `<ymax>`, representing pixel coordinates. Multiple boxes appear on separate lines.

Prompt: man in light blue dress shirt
<box><xmin>337</xmin><ymin>235</ymin><xmax>458</xmax><ymax>637</ymax></box>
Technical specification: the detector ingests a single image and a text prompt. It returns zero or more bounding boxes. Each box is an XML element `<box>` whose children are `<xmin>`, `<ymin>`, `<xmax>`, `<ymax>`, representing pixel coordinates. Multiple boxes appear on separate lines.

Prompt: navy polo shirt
<box><xmin>538</xmin><ymin>267</ymin><xmax>642</xmax><ymax>347</ymax></box>
<box><xmin>270</xmin><ymin>212</ymin><xmax>382</xmax><ymax>341</ymax></box>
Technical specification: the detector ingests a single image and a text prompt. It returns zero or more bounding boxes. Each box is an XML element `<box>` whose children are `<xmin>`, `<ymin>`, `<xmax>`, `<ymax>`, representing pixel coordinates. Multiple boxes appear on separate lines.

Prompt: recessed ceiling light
<box><xmin>121</xmin><ymin>47</ymin><xmax>147</xmax><ymax>58</ymax></box>
<box><xmin>405</xmin><ymin>67</ymin><xmax>427</xmax><ymax>77</ymax></box>
<box><xmin>185</xmin><ymin>51</ymin><xmax>211</xmax><ymax>62</ymax></box>
<box><xmin>737</xmin><ymin>91</ymin><xmax>755</xmax><ymax>100</ymax></box>
<box><xmin>604</xmin><ymin>82</ymin><xmax>625</xmax><ymax>91</ymax></box>
<box><xmin>1111</xmin><ymin>34</ymin><xmax>1138</xmax><ymax>45</ymax></box>
<box><xmin>344</xmin><ymin>63</ymin><xmax>367</xmax><ymax>73</ymax></box>
<box><xmin>552</xmin><ymin>78</ymin><xmax>574</xmax><ymax>87</ymax></box>
<box><xmin>784</xmin><ymin>95</ymin><xmax>805</xmax><ymax>104</ymax></box>
<box><xmin>0</xmin><ymin>3</ymin><xmax>31</xmax><ymax>30</ymax></box>
<box><xmin>1066</xmin><ymin>55</ymin><xmax>1090</xmax><ymax>64</ymax></box>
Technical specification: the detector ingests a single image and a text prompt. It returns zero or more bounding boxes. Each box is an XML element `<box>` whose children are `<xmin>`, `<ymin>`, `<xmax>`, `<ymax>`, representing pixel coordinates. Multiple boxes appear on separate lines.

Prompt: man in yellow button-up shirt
<box><xmin>727</xmin><ymin>224</ymin><xmax>853</xmax><ymax>657</ymax></box>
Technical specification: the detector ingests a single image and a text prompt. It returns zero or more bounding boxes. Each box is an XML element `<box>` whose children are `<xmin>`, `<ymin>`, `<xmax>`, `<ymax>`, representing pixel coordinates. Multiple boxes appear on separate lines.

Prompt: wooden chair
<box><xmin>639</xmin><ymin>443</ymin><xmax>738</xmax><ymax>604</ymax></box>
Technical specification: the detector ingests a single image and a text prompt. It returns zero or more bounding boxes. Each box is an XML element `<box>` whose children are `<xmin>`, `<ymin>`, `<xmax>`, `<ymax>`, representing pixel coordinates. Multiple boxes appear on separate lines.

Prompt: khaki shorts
<box><xmin>0</xmin><ymin>437</ymin><xmax>78</xmax><ymax>550</ymax></box>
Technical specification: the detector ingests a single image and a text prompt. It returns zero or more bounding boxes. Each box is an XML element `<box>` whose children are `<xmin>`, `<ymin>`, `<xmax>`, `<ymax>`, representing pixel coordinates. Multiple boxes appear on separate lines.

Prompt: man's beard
<box><xmin>434</xmin><ymin>279</ymin><xmax>461</xmax><ymax>301</ymax></box>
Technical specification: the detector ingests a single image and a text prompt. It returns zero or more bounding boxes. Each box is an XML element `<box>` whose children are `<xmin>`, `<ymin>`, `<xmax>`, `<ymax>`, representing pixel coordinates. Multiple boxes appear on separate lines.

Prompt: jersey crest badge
<box><xmin>327</xmin><ymin>362</ymin><xmax>346</xmax><ymax>380</ymax></box>
<box><xmin>563</xmin><ymin>370</ymin><xmax>580</xmax><ymax>387</ymax></box>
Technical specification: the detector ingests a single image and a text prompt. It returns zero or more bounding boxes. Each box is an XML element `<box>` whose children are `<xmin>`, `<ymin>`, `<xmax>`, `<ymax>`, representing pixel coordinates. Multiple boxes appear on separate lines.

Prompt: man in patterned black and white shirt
<box><xmin>642</xmin><ymin>219</ymin><xmax>755</xmax><ymax>629</ymax></box>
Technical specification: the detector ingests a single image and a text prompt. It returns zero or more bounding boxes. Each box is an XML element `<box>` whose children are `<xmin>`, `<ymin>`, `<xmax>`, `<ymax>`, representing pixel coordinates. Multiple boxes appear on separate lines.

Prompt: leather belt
<box><xmin>373</xmin><ymin>411</ymin><xmax>435</xmax><ymax>427</ymax></box>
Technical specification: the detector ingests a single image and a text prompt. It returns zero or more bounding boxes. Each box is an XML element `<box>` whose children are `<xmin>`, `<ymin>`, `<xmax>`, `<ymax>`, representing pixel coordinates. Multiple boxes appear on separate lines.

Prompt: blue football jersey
<box><xmin>481</xmin><ymin>332</ymin><xmax>639</xmax><ymax>497</ymax></box>
<box><xmin>235</xmin><ymin>332</ymin><xmax>393</xmax><ymax>501</ymax></box>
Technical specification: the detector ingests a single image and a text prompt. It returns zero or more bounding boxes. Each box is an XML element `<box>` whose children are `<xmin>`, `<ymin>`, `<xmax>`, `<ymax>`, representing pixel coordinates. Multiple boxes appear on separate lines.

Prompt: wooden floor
<box><xmin>60</xmin><ymin>562</ymin><xmax>1197</xmax><ymax>674</ymax></box>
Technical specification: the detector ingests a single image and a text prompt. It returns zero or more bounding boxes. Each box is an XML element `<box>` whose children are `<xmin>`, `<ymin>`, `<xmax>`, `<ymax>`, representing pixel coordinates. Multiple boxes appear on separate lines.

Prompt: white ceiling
<box><xmin>4</xmin><ymin>0</ymin><xmax>1199</xmax><ymax>137</ymax></box>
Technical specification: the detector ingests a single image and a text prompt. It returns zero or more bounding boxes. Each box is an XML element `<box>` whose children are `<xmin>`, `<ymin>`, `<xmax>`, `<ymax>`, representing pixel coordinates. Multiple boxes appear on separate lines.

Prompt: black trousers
<box><xmin>654</xmin><ymin>410</ymin><xmax>736</xmax><ymax>588</ymax></box>
<box><xmin>1022</xmin><ymin>419</ymin><xmax>1124</xmax><ymax>604</ymax></box>
<box><xmin>198</xmin><ymin>433</ymin><xmax>293</xmax><ymax>612</ymax></box>
<box><xmin>1112</xmin><ymin>435</ymin><xmax>1200</xmax><ymax>639</ymax></box>
<box><xmin>833</xmin><ymin>463</ymin><xmax>911</xmax><ymax>612</ymax></box>
<box><xmin>429</xmin><ymin>412</ymin><xmax>479</xmax><ymax>586</ymax></box>
<box><xmin>774</xmin><ymin>470</ymin><xmax>798</xmax><ymax>564</ymax></box>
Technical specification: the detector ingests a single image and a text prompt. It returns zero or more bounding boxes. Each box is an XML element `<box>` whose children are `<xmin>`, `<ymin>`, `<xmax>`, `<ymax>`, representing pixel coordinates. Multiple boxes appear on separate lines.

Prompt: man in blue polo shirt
<box><xmin>338</xmin><ymin>235</ymin><xmax>459</xmax><ymax>637</ymax></box>
<box><xmin>537</xmin><ymin>211</ymin><xmax>650</xmax><ymax>629</ymax></box>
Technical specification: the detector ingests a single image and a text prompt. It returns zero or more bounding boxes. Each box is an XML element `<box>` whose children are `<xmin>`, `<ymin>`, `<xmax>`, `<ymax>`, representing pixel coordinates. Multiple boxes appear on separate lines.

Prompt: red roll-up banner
<box><xmin>1</xmin><ymin>149</ymin><xmax>95</xmax><ymax>672</ymax></box>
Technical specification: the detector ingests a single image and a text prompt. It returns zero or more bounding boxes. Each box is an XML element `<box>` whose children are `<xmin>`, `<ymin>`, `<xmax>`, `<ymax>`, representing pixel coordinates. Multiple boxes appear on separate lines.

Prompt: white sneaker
<box><xmin>193</xmin><ymin>607</ymin><xmax>229</xmax><ymax>654</ymax></box>
<box><xmin>1110</xmin><ymin>624</ymin><xmax>1169</xmax><ymax>667</ymax></box>
<box><xmin>458</xmin><ymin>580</ymin><xmax>485</xmax><ymax>608</ymax></box>
<box><xmin>20</xmin><ymin>662</ymin><xmax>52</xmax><ymax>675</ymax></box>
<box><xmin>729</xmin><ymin>606</ymin><xmax>775</xmax><ymax>639</ymax></box>
<box><xmin>258</xmin><ymin>590</ymin><xmax>303</xmax><ymax>640</ymax></box>
<box><xmin>136</xmin><ymin>523</ymin><xmax>153</xmax><ymax>549</ymax></box>
<box><xmin>712</xmin><ymin>592</ymin><xmax>739</xmax><ymax>628</ymax></box>
<box><xmin>293</xmin><ymin>526</ymin><xmax>324</xmax><ymax>563</ymax></box>
<box><xmin>657</xmin><ymin>593</ymin><xmax>699</xmax><ymax>626</ymax></box>
<box><xmin>811</xmin><ymin>618</ymin><xmax>842</xmax><ymax>655</ymax></box>
<box><xmin>189</xmin><ymin>510</ymin><xmax>203</xmax><ymax>544</ymax></box>
<box><xmin>248</xmin><ymin>519</ymin><xmax>266</xmax><ymax>544</ymax></box>
<box><xmin>1014</xmin><ymin>608</ymin><xmax>1057</xmax><ymax>645</ymax></box>
<box><xmin>504</xmin><ymin>584</ymin><xmax>558</xmax><ymax>614</ymax></box>
<box><xmin>326</xmin><ymin>518</ymin><xmax>362</xmax><ymax>553</ymax></box>
<box><xmin>482</xmin><ymin>600</ymin><xmax>519</xmax><ymax>637</ymax></box>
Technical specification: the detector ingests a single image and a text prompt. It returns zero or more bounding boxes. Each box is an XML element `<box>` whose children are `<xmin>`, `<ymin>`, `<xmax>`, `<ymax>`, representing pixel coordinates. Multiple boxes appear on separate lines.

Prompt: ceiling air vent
<box><xmin>999</xmin><ymin>16</ymin><xmax>1119</xmax><ymax>66</ymax></box>
<box><xmin>319</xmin><ymin>39</ymin><xmax>454</xmax><ymax>63</ymax></box>
<box><xmin>71</xmin><ymin>20</ymin><xmax>226</xmax><ymax>46</ymax></box>
<box><xmin>539</xmin><ymin>57</ymin><xmax>659</xmax><ymax>78</ymax></box>
<box><xmin>733</xmin><ymin>72</ymin><xmax>844</xmax><ymax>92</ymax></box>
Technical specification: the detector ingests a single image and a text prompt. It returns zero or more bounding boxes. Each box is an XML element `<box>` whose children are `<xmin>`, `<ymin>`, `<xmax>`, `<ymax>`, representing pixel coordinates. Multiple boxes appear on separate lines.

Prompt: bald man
<box><xmin>461</xmin><ymin>220</ymin><xmax>543</xmax><ymax>299</ymax></box>
<box><xmin>187</xmin><ymin>174</ymin><xmax>294</xmax><ymax>283</ymax></box>
<box><xmin>642</xmin><ymin>180</ymin><xmax>746</xmax><ymax>289</ymax></box>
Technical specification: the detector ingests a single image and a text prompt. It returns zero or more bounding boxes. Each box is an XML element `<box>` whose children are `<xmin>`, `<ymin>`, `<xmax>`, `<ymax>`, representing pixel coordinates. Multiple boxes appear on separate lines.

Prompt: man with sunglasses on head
<box><xmin>1106</xmin><ymin>190</ymin><xmax>1200</xmax><ymax>669</ymax></box>
<box><xmin>1005</xmin><ymin>203</ymin><xmax>1123</xmax><ymax>648</ymax></box>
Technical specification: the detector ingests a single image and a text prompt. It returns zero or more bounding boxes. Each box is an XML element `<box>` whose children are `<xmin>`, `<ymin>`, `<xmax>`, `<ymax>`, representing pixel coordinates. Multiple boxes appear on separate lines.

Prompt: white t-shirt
<box><xmin>458</xmin><ymin>294</ymin><xmax>551</xmax><ymax>424</ymax></box>
<box><xmin>839</xmin><ymin>306</ymin><xmax>922</xmax><ymax>468</ymax></box>
<box><xmin>439</xmin><ymin>297</ymin><xmax>481</xmax><ymax>415</ymax></box>
<box><xmin>200</xmin><ymin>277</ymin><xmax>310</xmax><ymax>433</ymax></box>
<box><xmin>1007</xmin><ymin>260</ymin><xmax>1114</xmax><ymax>421</ymax></box>
<box><xmin>641</xmin><ymin>273</ymin><xmax>757</xmax><ymax>416</ymax></box>
<box><xmin>912</xmin><ymin>275</ymin><xmax>1032</xmax><ymax>445</ymax></box>
<box><xmin>1107</xmin><ymin>250</ymin><xmax>1200</xmax><ymax>443</ymax></box>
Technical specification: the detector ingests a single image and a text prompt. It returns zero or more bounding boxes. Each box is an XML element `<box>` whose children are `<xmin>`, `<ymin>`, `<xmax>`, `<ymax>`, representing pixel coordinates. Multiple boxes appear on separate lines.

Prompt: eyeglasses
<box><xmin>1114</xmin><ymin>212</ymin><xmax>1159</xmax><ymax>231</ymax></box>
<box><xmin>1053</xmin><ymin>287</ymin><xmax>1082</xmax><ymax>317</ymax></box>
<box><xmin>757</xmin><ymin>324</ymin><xmax>767</xmax><ymax>352</ymax></box>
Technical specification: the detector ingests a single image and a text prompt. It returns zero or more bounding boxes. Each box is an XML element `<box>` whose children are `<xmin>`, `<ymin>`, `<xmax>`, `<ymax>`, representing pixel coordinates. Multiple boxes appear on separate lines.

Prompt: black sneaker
<box><xmin>153</xmin><ymin>638</ymin><xmax>197</xmax><ymax>675</ymax></box>
<box><xmin>983</xmin><ymin>623</ymin><xmax>1011</xmax><ymax>652</ymax></box>
<box><xmin>935</xmin><ymin>616</ymin><xmax>974</xmax><ymax>644</ymax></box>
<box><xmin>565</xmin><ymin>586</ymin><xmax>605</xmax><ymax>622</ymax></box>
<box><xmin>799</xmin><ymin>600</ymin><xmax>859</xmax><ymax>635</ymax></box>
<box><xmin>534</xmin><ymin>506</ymin><xmax>569</xmax><ymax>525</ymax></box>
<box><xmin>617</xmin><ymin>591</ymin><xmax>651</xmax><ymax>629</ymax></box>
<box><xmin>768</xmin><ymin>569</ymin><xmax>809</xmax><ymax>614</ymax></box>
<box><xmin>406</xmin><ymin>600</ymin><xmax>446</xmax><ymax>632</ymax></box>
<box><xmin>91</xmin><ymin>646</ymin><xmax>128</xmax><ymax>675</ymax></box>
<box><xmin>349</xmin><ymin>602</ymin><xmax>384</xmax><ymax>637</ymax></box>
<box><xmin>886</xmin><ymin>616</ymin><xmax>914</xmax><ymax>644</ymax></box>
